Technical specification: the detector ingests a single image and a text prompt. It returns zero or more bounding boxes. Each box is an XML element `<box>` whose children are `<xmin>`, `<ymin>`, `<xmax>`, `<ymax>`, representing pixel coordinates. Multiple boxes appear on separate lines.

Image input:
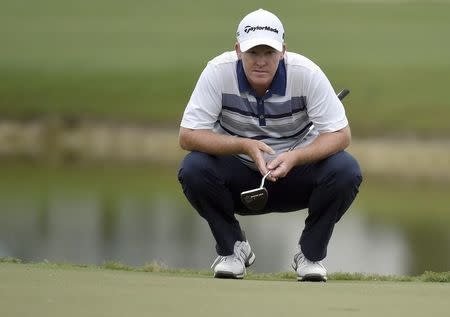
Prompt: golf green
<box><xmin>1</xmin><ymin>263</ymin><xmax>448</xmax><ymax>317</ymax></box>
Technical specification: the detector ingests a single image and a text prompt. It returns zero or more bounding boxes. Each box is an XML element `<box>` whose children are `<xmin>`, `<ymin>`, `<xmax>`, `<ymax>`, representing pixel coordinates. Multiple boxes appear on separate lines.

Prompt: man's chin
<box><xmin>249</xmin><ymin>78</ymin><xmax>271</xmax><ymax>88</ymax></box>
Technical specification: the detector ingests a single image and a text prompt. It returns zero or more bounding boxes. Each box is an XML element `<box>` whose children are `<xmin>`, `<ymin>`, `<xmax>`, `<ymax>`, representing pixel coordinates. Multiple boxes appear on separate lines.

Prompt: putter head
<box><xmin>240</xmin><ymin>188</ymin><xmax>268</xmax><ymax>211</ymax></box>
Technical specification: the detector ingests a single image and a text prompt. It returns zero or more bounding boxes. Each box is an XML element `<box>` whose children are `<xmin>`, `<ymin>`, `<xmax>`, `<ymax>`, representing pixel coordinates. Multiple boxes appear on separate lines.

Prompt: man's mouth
<box><xmin>253</xmin><ymin>70</ymin><xmax>267</xmax><ymax>74</ymax></box>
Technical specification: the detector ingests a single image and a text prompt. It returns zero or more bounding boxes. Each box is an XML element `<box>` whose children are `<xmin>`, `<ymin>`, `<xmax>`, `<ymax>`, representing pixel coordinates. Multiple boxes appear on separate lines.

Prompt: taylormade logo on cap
<box><xmin>243</xmin><ymin>25</ymin><xmax>279</xmax><ymax>34</ymax></box>
<box><xmin>236</xmin><ymin>9</ymin><xmax>284</xmax><ymax>52</ymax></box>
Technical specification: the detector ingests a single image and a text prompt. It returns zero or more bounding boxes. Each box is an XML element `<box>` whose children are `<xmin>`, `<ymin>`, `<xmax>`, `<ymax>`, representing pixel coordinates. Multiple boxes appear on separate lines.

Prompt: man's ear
<box><xmin>280</xmin><ymin>43</ymin><xmax>286</xmax><ymax>59</ymax></box>
<box><xmin>235</xmin><ymin>43</ymin><xmax>242</xmax><ymax>59</ymax></box>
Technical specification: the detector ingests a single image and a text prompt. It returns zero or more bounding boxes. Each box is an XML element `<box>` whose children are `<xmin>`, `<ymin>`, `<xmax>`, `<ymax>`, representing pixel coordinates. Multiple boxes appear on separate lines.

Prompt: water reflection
<box><xmin>0</xmin><ymin>164</ymin><xmax>448</xmax><ymax>275</ymax></box>
<box><xmin>0</xmin><ymin>191</ymin><xmax>409</xmax><ymax>275</ymax></box>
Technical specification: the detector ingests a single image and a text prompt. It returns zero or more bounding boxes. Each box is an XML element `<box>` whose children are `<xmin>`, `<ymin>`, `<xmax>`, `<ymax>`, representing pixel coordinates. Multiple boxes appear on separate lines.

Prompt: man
<box><xmin>177</xmin><ymin>9</ymin><xmax>362</xmax><ymax>281</ymax></box>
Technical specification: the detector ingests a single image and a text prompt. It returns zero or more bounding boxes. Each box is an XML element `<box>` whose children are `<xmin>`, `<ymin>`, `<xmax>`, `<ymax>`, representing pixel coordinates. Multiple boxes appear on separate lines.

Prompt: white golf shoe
<box><xmin>292</xmin><ymin>250</ymin><xmax>327</xmax><ymax>282</ymax></box>
<box><xmin>211</xmin><ymin>240</ymin><xmax>256</xmax><ymax>279</ymax></box>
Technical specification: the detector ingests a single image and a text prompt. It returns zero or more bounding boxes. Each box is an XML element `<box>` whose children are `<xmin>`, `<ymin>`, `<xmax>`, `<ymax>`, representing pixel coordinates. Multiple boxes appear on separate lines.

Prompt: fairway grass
<box><xmin>1</xmin><ymin>0</ymin><xmax>450</xmax><ymax>136</ymax></box>
<box><xmin>1</xmin><ymin>263</ymin><xmax>449</xmax><ymax>317</ymax></box>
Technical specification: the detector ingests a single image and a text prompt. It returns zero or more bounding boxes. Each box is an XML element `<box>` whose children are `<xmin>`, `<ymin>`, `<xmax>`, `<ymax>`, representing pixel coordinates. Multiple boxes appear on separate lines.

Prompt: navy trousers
<box><xmin>178</xmin><ymin>151</ymin><xmax>362</xmax><ymax>261</ymax></box>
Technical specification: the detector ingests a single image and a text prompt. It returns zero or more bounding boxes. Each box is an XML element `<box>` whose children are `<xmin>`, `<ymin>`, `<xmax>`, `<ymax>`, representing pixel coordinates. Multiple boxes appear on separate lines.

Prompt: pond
<box><xmin>0</xmin><ymin>162</ymin><xmax>448</xmax><ymax>275</ymax></box>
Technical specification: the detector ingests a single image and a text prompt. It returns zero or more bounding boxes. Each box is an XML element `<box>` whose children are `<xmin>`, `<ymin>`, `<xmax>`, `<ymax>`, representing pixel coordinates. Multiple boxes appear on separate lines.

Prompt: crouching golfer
<box><xmin>177</xmin><ymin>9</ymin><xmax>362</xmax><ymax>281</ymax></box>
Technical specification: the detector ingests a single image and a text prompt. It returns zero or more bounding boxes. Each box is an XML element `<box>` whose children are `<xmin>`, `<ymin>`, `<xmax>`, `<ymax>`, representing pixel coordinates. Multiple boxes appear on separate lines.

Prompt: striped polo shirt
<box><xmin>181</xmin><ymin>51</ymin><xmax>348</xmax><ymax>169</ymax></box>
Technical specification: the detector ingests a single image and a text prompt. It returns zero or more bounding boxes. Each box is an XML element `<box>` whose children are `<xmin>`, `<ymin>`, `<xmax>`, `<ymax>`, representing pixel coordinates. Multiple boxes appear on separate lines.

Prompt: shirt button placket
<box><xmin>257</xmin><ymin>98</ymin><xmax>266</xmax><ymax>126</ymax></box>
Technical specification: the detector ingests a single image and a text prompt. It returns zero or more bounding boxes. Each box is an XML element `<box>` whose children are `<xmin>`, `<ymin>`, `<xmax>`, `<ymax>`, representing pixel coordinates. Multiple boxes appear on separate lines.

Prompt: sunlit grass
<box><xmin>1</xmin><ymin>0</ymin><xmax>450</xmax><ymax>136</ymax></box>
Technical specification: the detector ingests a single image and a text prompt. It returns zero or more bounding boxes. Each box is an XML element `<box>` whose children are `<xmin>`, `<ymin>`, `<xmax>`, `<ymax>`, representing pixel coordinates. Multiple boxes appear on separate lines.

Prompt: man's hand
<box><xmin>266</xmin><ymin>151</ymin><xmax>297</xmax><ymax>180</ymax></box>
<box><xmin>240</xmin><ymin>138</ymin><xmax>276</xmax><ymax>179</ymax></box>
<box><xmin>266</xmin><ymin>126</ymin><xmax>352</xmax><ymax>181</ymax></box>
<box><xmin>179</xmin><ymin>128</ymin><xmax>276</xmax><ymax>179</ymax></box>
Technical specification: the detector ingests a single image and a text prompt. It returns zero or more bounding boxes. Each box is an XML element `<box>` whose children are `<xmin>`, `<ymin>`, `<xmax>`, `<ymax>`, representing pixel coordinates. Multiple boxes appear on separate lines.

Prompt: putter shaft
<box><xmin>260</xmin><ymin>171</ymin><xmax>271</xmax><ymax>188</ymax></box>
<box><xmin>288</xmin><ymin>88</ymin><xmax>350</xmax><ymax>152</ymax></box>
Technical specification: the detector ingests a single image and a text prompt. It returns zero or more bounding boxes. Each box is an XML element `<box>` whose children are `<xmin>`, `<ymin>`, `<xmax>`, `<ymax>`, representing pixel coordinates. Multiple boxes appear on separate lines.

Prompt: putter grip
<box><xmin>337</xmin><ymin>88</ymin><xmax>350</xmax><ymax>101</ymax></box>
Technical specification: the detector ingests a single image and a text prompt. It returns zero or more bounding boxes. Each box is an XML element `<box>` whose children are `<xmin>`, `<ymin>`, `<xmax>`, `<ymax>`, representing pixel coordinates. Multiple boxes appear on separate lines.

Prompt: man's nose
<box><xmin>255</xmin><ymin>55</ymin><xmax>266</xmax><ymax>66</ymax></box>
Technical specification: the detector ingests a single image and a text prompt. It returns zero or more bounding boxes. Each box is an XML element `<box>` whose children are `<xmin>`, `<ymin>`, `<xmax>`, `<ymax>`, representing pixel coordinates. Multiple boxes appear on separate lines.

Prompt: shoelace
<box><xmin>292</xmin><ymin>252</ymin><xmax>324</xmax><ymax>269</ymax></box>
<box><xmin>210</xmin><ymin>256</ymin><xmax>225</xmax><ymax>268</ymax></box>
<box><xmin>210</xmin><ymin>242</ymin><xmax>248</xmax><ymax>269</ymax></box>
<box><xmin>234</xmin><ymin>242</ymin><xmax>248</xmax><ymax>264</ymax></box>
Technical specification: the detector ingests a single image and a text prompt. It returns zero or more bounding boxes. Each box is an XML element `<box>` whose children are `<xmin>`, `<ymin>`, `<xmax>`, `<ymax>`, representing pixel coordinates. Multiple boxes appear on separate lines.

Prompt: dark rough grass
<box><xmin>2</xmin><ymin>257</ymin><xmax>448</xmax><ymax>282</ymax></box>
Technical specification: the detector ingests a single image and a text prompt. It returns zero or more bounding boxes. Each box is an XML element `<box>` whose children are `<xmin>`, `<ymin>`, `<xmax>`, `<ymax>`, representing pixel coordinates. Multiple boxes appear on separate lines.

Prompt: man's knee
<box><xmin>324</xmin><ymin>151</ymin><xmax>363</xmax><ymax>190</ymax></box>
<box><xmin>178</xmin><ymin>151</ymin><xmax>215</xmax><ymax>188</ymax></box>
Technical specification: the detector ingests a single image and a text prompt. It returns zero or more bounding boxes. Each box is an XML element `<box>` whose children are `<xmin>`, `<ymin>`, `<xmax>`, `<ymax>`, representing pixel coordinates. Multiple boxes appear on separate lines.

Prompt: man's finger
<box><xmin>267</xmin><ymin>157</ymin><xmax>281</xmax><ymax>170</ymax></box>
<box><xmin>254</xmin><ymin>153</ymin><xmax>269</xmax><ymax>175</ymax></box>
<box><xmin>269</xmin><ymin>166</ymin><xmax>285</xmax><ymax>179</ymax></box>
<box><xmin>260</xmin><ymin>143</ymin><xmax>275</xmax><ymax>155</ymax></box>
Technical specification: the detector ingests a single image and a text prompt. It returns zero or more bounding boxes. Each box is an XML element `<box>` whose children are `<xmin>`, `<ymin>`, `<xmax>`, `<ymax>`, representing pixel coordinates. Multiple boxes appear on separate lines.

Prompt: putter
<box><xmin>240</xmin><ymin>89</ymin><xmax>350</xmax><ymax>211</ymax></box>
<box><xmin>240</xmin><ymin>171</ymin><xmax>272</xmax><ymax>211</ymax></box>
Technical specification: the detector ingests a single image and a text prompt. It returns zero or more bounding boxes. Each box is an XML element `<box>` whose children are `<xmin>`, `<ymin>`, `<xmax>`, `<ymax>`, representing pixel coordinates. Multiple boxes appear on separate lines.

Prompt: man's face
<box><xmin>236</xmin><ymin>44</ymin><xmax>285</xmax><ymax>95</ymax></box>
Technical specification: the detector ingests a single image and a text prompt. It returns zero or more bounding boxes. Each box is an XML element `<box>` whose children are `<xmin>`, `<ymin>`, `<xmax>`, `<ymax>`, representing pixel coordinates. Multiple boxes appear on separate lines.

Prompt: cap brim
<box><xmin>239</xmin><ymin>38</ymin><xmax>283</xmax><ymax>52</ymax></box>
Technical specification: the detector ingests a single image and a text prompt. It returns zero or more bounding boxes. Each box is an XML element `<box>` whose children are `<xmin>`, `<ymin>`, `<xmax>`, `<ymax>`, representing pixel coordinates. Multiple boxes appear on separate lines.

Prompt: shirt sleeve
<box><xmin>180</xmin><ymin>62</ymin><xmax>222</xmax><ymax>130</ymax></box>
<box><xmin>306</xmin><ymin>68</ymin><xmax>348</xmax><ymax>133</ymax></box>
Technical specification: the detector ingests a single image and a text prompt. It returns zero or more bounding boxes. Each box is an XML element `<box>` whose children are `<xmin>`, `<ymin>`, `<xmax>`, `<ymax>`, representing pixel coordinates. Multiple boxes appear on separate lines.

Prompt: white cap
<box><xmin>236</xmin><ymin>9</ymin><xmax>285</xmax><ymax>52</ymax></box>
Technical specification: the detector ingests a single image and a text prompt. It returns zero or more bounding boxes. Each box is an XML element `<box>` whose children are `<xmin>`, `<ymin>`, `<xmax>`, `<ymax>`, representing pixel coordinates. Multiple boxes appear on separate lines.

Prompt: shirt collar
<box><xmin>237</xmin><ymin>59</ymin><xmax>287</xmax><ymax>97</ymax></box>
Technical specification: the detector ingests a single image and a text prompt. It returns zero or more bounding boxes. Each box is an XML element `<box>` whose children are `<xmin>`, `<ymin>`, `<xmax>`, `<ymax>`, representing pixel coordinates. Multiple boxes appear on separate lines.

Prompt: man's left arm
<box><xmin>267</xmin><ymin>64</ymin><xmax>351</xmax><ymax>181</ymax></box>
<box><xmin>267</xmin><ymin>126</ymin><xmax>351</xmax><ymax>180</ymax></box>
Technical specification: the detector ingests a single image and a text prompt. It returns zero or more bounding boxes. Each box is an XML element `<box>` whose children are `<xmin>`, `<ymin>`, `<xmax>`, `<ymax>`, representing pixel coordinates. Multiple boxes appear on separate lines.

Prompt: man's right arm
<box><xmin>179</xmin><ymin>127</ymin><xmax>275</xmax><ymax>176</ymax></box>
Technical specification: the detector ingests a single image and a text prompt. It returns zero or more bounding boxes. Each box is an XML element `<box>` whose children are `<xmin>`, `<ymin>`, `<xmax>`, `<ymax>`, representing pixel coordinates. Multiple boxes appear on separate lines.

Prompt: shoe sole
<box><xmin>214</xmin><ymin>271</ymin><xmax>244</xmax><ymax>279</ymax></box>
<box><xmin>297</xmin><ymin>274</ymin><xmax>327</xmax><ymax>282</ymax></box>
